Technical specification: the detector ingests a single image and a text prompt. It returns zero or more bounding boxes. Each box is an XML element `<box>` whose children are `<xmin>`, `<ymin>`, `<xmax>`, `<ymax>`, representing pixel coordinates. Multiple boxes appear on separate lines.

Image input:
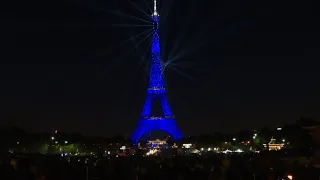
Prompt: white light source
<box><xmin>235</xmin><ymin>149</ymin><xmax>243</xmax><ymax>153</ymax></box>
<box><xmin>152</xmin><ymin>0</ymin><xmax>159</xmax><ymax>16</ymax></box>
<box><xmin>182</xmin><ymin>144</ymin><xmax>192</xmax><ymax>148</ymax></box>
<box><xmin>253</xmin><ymin>134</ymin><xmax>257</xmax><ymax>139</ymax></box>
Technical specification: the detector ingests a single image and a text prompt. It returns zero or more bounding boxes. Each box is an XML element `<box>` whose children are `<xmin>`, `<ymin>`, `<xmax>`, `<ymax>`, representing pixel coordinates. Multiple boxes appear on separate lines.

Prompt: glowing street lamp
<box><xmin>253</xmin><ymin>133</ymin><xmax>257</xmax><ymax>139</ymax></box>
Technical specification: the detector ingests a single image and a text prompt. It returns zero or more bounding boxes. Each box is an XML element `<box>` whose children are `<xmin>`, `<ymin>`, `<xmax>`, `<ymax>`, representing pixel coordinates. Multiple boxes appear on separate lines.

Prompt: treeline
<box><xmin>0</xmin><ymin>118</ymin><xmax>318</xmax><ymax>151</ymax></box>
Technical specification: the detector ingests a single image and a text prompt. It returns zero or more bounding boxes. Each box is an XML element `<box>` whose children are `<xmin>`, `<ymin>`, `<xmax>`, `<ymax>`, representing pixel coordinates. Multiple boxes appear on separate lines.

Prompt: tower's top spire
<box><xmin>152</xmin><ymin>0</ymin><xmax>159</xmax><ymax>17</ymax></box>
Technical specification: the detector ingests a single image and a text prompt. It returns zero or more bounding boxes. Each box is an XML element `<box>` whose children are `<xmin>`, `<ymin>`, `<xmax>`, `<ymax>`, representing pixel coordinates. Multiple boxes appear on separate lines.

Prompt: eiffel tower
<box><xmin>131</xmin><ymin>0</ymin><xmax>183</xmax><ymax>143</ymax></box>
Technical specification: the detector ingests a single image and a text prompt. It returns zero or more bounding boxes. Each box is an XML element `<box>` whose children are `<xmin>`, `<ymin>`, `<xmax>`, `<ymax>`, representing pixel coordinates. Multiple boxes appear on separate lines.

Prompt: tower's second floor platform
<box><xmin>139</xmin><ymin>116</ymin><xmax>175</xmax><ymax>121</ymax></box>
<box><xmin>147</xmin><ymin>87</ymin><xmax>166</xmax><ymax>94</ymax></box>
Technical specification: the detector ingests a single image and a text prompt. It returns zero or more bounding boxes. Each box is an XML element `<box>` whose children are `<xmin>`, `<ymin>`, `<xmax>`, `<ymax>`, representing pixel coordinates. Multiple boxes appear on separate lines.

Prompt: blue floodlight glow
<box><xmin>131</xmin><ymin>3</ymin><xmax>182</xmax><ymax>144</ymax></box>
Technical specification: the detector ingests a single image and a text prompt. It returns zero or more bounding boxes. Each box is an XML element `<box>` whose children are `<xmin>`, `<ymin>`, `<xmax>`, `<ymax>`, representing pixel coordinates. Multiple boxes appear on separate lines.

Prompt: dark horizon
<box><xmin>1</xmin><ymin>118</ymin><xmax>316</xmax><ymax>139</ymax></box>
<box><xmin>1</xmin><ymin>0</ymin><xmax>319</xmax><ymax>137</ymax></box>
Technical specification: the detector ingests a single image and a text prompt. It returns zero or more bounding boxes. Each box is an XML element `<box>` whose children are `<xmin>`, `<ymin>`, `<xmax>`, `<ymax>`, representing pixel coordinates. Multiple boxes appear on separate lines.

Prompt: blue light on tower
<box><xmin>131</xmin><ymin>0</ymin><xmax>183</xmax><ymax>143</ymax></box>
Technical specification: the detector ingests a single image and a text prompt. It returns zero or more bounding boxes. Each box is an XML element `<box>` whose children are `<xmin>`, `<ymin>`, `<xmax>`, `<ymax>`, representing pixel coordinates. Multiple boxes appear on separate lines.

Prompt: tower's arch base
<box><xmin>131</xmin><ymin>118</ymin><xmax>182</xmax><ymax>144</ymax></box>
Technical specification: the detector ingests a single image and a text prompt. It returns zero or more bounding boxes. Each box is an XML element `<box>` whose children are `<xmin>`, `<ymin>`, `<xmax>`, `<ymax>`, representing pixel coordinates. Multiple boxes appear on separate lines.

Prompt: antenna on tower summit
<box><xmin>152</xmin><ymin>0</ymin><xmax>159</xmax><ymax>16</ymax></box>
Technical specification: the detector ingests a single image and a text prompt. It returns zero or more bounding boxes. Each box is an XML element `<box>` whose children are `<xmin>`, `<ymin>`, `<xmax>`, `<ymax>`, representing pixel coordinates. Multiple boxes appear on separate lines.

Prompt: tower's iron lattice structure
<box><xmin>131</xmin><ymin>0</ymin><xmax>183</xmax><ymax>143</ymax></box>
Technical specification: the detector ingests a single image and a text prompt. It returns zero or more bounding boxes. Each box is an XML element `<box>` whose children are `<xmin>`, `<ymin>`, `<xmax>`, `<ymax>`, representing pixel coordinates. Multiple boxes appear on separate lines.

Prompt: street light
<box><xmin>65</xmin><ymin>141</ymin><xmax>68</xmax><ymax>144</ymax></box>
<box><xmin>232</xmin><ymin>138</ymin><xmax>236</xmax><ymax>141</ymax></box>
<box><xmin>253</xmin><ymin>134</ymin><xmax>257</xmax><ymax>139</ymax></box>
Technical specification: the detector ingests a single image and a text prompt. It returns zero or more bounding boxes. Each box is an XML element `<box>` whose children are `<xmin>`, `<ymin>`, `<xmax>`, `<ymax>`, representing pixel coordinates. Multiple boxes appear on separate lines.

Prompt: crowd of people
<box><xmin>0</xmin><ymin>151</ymin><xmax>319</xmax><ymax>180</ymax></box>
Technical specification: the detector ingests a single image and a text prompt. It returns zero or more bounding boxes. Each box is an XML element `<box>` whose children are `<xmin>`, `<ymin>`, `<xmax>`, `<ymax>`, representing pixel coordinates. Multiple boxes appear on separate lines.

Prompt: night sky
<box><xmin>1</xmin><ymin>0</ymin><xmax>319</xmax><ymax>137</ymax></box>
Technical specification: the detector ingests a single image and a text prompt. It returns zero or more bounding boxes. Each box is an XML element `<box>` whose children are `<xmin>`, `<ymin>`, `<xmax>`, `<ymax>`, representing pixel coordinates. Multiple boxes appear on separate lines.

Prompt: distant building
<box><xmin>263</xmin><ymin>138</ymin><xmax>284</xmax><ymax>151</ymax></box>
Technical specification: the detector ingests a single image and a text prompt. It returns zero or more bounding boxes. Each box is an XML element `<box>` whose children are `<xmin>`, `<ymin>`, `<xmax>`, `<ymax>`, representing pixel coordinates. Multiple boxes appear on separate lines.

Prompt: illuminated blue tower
<box><xmin>131</xmin><ymin>0</ymin><xmax>183</xmax><ymax>143</ymax></box>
